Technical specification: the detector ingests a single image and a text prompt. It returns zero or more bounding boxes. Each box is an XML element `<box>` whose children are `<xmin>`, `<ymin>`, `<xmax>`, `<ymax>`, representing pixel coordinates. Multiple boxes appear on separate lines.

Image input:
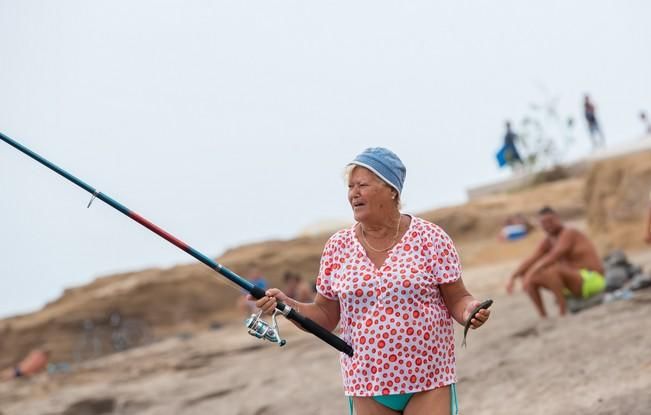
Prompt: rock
<box><xmin>61</xmin><ymin>398</ymin><xmax>115</xmax><ymax>415</ymax></box>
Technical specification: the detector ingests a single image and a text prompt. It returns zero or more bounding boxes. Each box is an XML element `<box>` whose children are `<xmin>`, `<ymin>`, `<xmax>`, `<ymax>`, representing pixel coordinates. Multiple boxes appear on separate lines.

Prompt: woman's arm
<box><xmin>440</xmin><ymin>278</ymin><xmax>490</xmax><ymax>328</ymax></box>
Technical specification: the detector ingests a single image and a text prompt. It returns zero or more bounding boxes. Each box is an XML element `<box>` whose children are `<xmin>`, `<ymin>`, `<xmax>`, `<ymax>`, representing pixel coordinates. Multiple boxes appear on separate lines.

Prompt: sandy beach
<box><xmin>1</xmin><ymin>248</ymin><xmax>650</xmax><ymax>415</ymax></box>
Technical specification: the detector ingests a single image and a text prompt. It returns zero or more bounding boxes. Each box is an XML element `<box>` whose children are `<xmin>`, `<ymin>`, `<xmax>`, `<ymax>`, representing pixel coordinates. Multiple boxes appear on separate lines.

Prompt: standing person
<box><xmin>253</xmin><ymin>148</ymin><xmax>490</xmax><ymax>415</ymax></box>
<box><xmin>584</xmin><ymin>95</ymin><xmax>605</xmax><ymax>149</ymax></box>
<box><xmin>502</xmin><ymin>121</ymin><xmax>523</xmax><ymax>169</ymax></box>
<box><xmin>506</xmin><ymin>206</ymin><xmax>605</xmax><ymax>318</ymax></box>
<box><xmin>640</xmin><ymin>111</ymin><xmax>651</xmax><ymax>135</ymax></box>
<box><xmin>282</xmin><ymin>271</ymin><xmax>313</xmax><ymax>303</ymax></box>
<box><xmin>645</xmin><ymin>190</ymin><xmax>651</xmax><ymax>244</ymax></box>
<box><xmin>237</xmin><ymin>266</ymin><xmax>268</xmax><ymax>317</ymax></box>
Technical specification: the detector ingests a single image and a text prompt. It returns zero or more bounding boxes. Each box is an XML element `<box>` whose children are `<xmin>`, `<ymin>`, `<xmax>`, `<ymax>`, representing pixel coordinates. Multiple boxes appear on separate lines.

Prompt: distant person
<box><xmin>282</xmin><ymin>271</ymin><xmax>313</xmax><ymax>303</ymax></box>
<box><xmin>237</xmin><ymin>267</ymin><xmax>268</xmax><ymax>317</ymax></box>
<box><xmin>640</xmin><ymin>111</ymin><xmax>651</xmax><ymax>135</ymax></box>
<box><xmin>506</xmin><ymin>206</ymin><xmax>605</xmax><ymax>318</ymax></box>
<box><xmin>499</xmin><ymin>121</ymin><xmax>523</xmax><ymax>170</ymax></box>
<box><xmin>645</xmin><ymin>191</ymin><xmax>651</xmax><ymax>244</ymax></box>
<box><xmin>584</xmin><ymin>95</ymin><xmax>605</xmax><ymax>149</ymax></box>
<box><xmin>0</xmin><ymin>349</ymin><xmax>50</xmax><ymax>381</ymax></box>
<box><xmin>500</xmin><ymin>213</ymin><xmax>532</xmax><ymax>241</ymax></box>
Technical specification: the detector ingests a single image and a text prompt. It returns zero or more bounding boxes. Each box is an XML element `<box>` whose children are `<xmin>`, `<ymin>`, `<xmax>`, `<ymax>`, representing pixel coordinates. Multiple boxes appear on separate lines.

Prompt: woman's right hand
<box><xmin>248</xmin><ymin>288</ymin><xmax>289</xmax><ymax>314</ymax></box>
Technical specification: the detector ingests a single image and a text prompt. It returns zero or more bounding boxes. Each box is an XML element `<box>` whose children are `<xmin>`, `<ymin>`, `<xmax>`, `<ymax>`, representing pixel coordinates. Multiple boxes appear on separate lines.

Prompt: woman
<box><xmin>254</xmin><ymin>148</ymin><xmax>490</xmax><ymax>415</ymax></box>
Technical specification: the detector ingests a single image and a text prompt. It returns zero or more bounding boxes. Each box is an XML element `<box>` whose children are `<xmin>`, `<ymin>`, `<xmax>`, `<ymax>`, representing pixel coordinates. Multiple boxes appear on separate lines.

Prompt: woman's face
<box><xmin>347</xmin><ymin>166</ymin><xmax>396</xmax><ymax>223</ymax></box>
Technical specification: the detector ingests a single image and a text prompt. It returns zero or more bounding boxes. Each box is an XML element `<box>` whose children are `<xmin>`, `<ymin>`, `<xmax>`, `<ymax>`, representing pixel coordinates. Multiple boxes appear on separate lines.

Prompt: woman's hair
<box><xmin>343</xmin><ymin>164</ymin><xmax>402</xmax><ymax>209</ymax></box>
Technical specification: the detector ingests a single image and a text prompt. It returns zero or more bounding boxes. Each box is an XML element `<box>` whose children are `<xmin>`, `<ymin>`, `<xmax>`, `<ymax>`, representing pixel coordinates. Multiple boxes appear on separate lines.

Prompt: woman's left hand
<box><xmin>462</xmin><ymin>300</ymin><xmax>491</xmax><ymax>329</ymax></box>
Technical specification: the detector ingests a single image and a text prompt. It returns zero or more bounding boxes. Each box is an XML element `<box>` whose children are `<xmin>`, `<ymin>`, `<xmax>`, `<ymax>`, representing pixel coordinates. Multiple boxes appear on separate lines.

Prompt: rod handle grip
<box><xmin>249</xmin><ymin>286</ymin><xmax>354</xmax><ymax>357</ymax></box>
<box><xmin>286</xmin><ymin>308</ymin><xmax>354</xmax><ymax>357</ymax></box>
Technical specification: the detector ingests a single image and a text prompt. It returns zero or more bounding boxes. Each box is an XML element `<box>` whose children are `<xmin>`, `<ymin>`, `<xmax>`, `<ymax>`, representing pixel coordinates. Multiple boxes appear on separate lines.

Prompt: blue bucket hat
<box><xmin>349</xmin><ymin>147</ymin><xmax>406</xmax><ymax>194</ymax></box>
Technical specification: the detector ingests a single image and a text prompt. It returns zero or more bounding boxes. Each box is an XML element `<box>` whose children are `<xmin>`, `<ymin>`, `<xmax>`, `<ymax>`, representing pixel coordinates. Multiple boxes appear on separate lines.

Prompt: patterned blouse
<box><xmin>316</xmin><ymin>215</ymin><xmax>461</xmax><ymax>396</ymax></box>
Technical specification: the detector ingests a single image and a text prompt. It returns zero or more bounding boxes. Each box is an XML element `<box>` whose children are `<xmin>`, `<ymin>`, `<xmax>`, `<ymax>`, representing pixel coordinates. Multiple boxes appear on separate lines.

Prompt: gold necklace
<box><xmin>360</xmin><ymin>215</ymin><xmax>402</xmax><ymax>253</ymax></box>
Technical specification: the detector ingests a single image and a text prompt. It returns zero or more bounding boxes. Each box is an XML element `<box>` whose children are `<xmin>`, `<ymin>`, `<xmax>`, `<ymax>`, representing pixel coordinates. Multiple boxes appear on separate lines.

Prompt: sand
<box><xmin>1</xmin><ymin>249</ymin><xmax>650</xmax><ymax>415</ymax></box>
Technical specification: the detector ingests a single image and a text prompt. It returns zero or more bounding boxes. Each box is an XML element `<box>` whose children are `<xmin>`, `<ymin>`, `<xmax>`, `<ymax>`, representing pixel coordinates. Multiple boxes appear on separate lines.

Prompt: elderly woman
<box><xmin>255</xmin><ymin>148</ymin><xmax>490</xmax><ymax>415</ymax></box>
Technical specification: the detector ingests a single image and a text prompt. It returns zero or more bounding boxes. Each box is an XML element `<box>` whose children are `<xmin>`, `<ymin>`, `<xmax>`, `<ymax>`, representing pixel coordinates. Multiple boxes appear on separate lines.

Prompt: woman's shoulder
<box><xmin>330</xmin><ymin>225</ymin><xmax>353</xmax><ymax>240</ymax></box>
<box><xmin>324</xmin><ymin>226</ymin><xmax>355</xmax><ymax>248</ymax></box>
<box><xmin>411</xmin><ymin>216</ymin><xmax>450</xmax><ymax>239</ymax></box>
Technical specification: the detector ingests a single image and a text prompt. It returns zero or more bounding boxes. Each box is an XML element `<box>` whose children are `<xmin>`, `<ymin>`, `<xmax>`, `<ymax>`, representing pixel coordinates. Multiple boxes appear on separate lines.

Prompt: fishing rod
<box><xmin>0</xmin><ymin>132</ymin><xmax>353</xmax><ymax>357</ymax></box>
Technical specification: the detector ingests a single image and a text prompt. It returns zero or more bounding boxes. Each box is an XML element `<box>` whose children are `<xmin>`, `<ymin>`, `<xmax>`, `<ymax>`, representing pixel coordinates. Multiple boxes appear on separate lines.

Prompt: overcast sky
<box><xmin>1</xmin><ymin>0</ymin><xmax>650</xmax><ymax>318</ymax></box>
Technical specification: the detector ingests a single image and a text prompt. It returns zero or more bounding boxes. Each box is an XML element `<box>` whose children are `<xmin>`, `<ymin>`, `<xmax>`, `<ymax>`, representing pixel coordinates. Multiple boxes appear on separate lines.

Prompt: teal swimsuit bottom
<box><xmin>348</xmin><ymin>384</ymin><xmax>458</xmax><ymax>414</ymax></box>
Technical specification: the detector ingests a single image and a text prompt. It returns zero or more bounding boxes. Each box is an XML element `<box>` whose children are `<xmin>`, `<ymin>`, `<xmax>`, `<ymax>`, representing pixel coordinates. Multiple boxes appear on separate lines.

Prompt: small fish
<box><xmin>462</xmin><ymin>299</ymin><xmax>493</xmax><ymax>348</ymax></box>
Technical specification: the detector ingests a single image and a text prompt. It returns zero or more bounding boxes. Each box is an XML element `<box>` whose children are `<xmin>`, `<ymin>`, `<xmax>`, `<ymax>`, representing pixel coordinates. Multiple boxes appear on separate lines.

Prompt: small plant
<box><xmin>515</xmin><ymin>88</ymin><xmax>576</xmax><ymax>173</ymax></box>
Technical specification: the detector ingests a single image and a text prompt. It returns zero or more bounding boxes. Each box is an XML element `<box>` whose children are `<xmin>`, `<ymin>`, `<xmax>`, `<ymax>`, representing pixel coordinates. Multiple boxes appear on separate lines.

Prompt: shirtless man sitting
<box><xmin>506</xmin><ymin>206</ymin><xmax>605</xmax><ymax>317</ymax></box>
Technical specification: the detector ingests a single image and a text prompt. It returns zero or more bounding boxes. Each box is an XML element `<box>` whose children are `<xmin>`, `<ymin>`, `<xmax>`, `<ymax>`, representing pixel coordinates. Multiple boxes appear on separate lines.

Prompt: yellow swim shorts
<box><xmin>579</xmin><ymin>269</ymin><xmax>606</xmax><ymax>299</ymax></box>
<box><xmin>563</xmin><ymin>269</ymin><xmax>606</xmax><ymax>299</ymax></box>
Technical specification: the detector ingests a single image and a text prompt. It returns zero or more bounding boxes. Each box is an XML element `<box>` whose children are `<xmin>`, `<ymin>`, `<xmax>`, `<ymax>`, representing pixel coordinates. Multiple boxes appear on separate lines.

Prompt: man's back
<box><xmin>548</xmin><ymin>227</ymin><xmax>603</xmax><ymax>273</ymax></box>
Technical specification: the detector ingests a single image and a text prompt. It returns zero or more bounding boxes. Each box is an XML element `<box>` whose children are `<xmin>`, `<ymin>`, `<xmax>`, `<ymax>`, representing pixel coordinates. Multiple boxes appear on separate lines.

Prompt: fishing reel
<box><xmin>245</xmin><ymin>309</ymin><xmax>287</xmax><ymax>347</ymax></box>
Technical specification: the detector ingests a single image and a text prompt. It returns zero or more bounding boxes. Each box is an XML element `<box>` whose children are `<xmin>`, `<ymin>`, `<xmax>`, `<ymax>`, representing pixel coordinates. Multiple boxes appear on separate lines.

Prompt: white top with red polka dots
<box><xmin>316</xmin><ymin>215</ymin><xmax>461</xmax><ymax>396</ymax></box>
